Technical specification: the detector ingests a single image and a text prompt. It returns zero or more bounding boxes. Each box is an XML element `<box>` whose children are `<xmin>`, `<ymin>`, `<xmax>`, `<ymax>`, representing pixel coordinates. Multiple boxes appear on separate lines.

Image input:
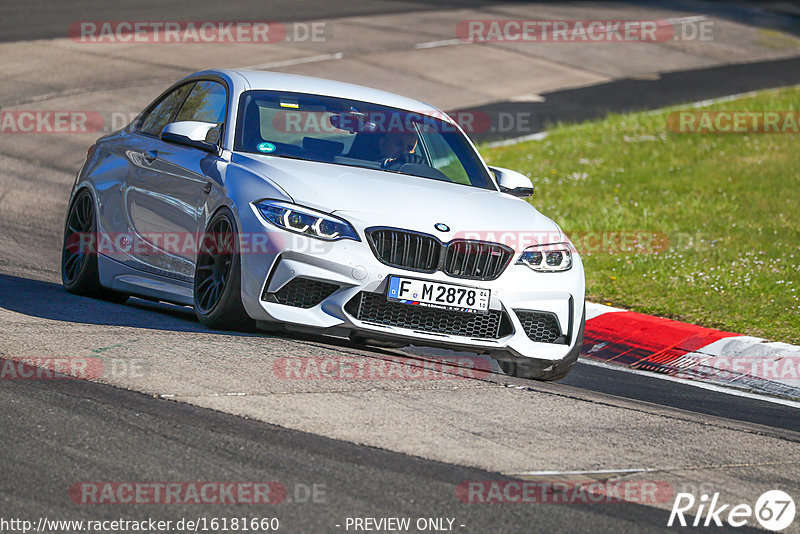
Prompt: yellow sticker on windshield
<box><xmin>280</xmin><ymin>100</ymin><xmax>299</xmax><ymax>109</ymax></box>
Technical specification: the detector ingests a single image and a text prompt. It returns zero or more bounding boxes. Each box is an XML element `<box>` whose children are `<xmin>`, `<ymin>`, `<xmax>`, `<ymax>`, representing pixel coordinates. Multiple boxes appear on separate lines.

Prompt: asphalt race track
<box><xmin>1</xmin><ymin>1</ymin><xmax>798</xmax><ymax>532</ymax></box>
<box><xmin>6</xmin><ymin>356</ymin><xmax>769</xmax><ymax>534</ymax></box>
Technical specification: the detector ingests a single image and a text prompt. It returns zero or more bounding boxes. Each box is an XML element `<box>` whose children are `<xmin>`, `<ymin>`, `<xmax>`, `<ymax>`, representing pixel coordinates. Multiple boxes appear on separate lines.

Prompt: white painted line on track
<box><xmin>662</xmin><ymin>15</ymin><xmax>709</xmax><ymax>26</ymax></box>
<box><xmin>414</xmin><ymin>38</ymin><xmax>467</xmax><ymax>49</ymax></box>
<box><xmin>507</xmin><ymin>460</ymin><xmax>798</xmax><ymax>477</ymax></box>
<box><xmin>240</xmin><ymin>52</ymin><xmax>344</xmax><ymax>70</ymax></box>
<box><xmin>510</xmin><ymin>467</ymin><xmax>655</xmax><ymax>476</ymax></box>
<box><xmin>578</xmin><ymin>358</ymin><xmax>800</xmax><ymax>409</ymax></box>
<box><xmin>485</xmin><ymin>131</ymin><xmax>548</xmax><ymax>148</ymax></box>
<box><xmin>643</xmin><ymin>83</ymin><xmax>800</xmax><ymax>114</ymax></box>
<box><xmin>585</xmin><ymin>301</ymin><xmax>627</xmax><ymax>320</ymax></box>
<box><xmin>160</xmin><ymin>392</ymin><xmax>248</xmax><ymax>398</ymax></box>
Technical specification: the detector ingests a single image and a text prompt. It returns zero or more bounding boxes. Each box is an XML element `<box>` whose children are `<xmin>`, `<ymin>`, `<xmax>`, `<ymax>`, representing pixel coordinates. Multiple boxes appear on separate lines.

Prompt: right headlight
<box><xmin>517</xmin><ymin>243</ymin><xmax>573</xmax><ymax>272</ymax></box>
<box><xmin>254</xmin><ymin>200</ymin><xmax>359</xmax><ymax>241</ymax></box>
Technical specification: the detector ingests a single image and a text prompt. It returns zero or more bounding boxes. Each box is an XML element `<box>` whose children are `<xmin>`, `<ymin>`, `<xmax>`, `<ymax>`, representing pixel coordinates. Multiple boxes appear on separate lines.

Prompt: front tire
<box><xmin>193</xmin><ymin>208</ymin><xmax>254</xmax><ymax>331</ymax></box>
<box><xmin>498</xmin><ymin>306</ymin><xmax>585</xmax><ymax>381</ymax></box>
<box><xmin>61</xmin><ymin>189</ymin><xmax>129</xmax><ymax>303</ymax></box>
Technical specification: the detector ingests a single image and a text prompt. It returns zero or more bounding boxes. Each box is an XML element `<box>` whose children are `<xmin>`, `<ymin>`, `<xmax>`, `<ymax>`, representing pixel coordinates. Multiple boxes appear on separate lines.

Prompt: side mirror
<box><xmin>489</xmin><ymin>166</ymin><xmax>534</xmax><ymax>198</ymax></box>
<box><xmin>160</xmin><ymin>121</ymin><xmax>220</xmax><ymax>153</ymax></box>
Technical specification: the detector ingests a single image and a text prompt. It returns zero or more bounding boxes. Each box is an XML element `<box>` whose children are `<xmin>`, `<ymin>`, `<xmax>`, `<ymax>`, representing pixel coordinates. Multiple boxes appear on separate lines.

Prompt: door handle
<box><xmin>143</xmin><ymin>150</ymin><xmax>157</xmax><ymax>164</ymax></box>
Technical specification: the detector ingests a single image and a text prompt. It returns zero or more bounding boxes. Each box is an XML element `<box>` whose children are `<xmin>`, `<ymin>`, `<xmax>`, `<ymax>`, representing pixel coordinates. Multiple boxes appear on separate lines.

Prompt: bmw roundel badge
<box><xmin>434</xmin><ymin>223</ymin><xmax>450</xmax><ymax>232</ymax></box>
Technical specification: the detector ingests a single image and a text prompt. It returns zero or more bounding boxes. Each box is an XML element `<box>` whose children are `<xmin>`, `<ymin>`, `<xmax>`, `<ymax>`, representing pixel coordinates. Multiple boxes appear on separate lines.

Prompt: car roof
<box><xmin>202</xmin><ymin>69</ymin><xmax>450</xmax><ymax>121</ymax></box>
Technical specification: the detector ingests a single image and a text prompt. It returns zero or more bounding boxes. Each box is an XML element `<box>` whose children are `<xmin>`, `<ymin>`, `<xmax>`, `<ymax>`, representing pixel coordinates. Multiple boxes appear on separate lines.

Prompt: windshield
<box><xmin>234</xmin><ymin>90</ymin><xmax>495</xmax><ymax>190</ymax></box>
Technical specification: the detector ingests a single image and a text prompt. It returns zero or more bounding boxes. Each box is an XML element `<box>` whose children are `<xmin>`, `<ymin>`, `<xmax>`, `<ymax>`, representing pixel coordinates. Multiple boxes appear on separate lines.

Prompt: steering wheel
<box><xmin>381</xmin><ymin>153</ymin><xmax>426</xmax><ymax>170</ymax></box>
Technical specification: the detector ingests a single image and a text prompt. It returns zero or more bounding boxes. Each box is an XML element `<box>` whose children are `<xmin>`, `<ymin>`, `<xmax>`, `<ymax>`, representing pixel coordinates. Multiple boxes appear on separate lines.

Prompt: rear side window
<box><xmin>175</xmin><ymin>81</ymin><xmax>227</xmax><ymax>125</ymax></box>
<box><xmin>137</xmin><ymin>83</ymin><xmax>193</xmax><ymax>136</ymax></box>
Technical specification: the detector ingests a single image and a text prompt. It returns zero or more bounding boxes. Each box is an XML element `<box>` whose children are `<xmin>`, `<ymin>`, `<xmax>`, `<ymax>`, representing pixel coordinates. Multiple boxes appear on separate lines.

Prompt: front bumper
<box><xmin>239</xmin><ymin>214</ymin><xmax>585</xmax><ymax>363</ymax></box>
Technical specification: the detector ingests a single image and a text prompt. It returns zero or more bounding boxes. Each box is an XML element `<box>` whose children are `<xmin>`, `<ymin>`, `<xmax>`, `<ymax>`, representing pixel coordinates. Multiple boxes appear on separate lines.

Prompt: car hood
<box><xmin>234</xmin><ymin>153</ymin><xmax>565</xmax><ymax>250</ymax></box>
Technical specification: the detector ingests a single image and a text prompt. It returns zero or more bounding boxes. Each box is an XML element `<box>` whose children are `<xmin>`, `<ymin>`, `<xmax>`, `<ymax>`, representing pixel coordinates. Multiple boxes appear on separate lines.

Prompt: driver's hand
<box><xmin>381</xmin><ymin>153</ymin><xmax>425</xmax><ymax>168</ymax></box>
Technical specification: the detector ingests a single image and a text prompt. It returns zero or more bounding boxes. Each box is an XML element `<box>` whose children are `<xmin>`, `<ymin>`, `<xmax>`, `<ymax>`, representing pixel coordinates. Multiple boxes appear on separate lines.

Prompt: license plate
<box><xmin>387</xmin><ymin>277</ymin><xmax>490</xmax><ymax>314</ymax></box>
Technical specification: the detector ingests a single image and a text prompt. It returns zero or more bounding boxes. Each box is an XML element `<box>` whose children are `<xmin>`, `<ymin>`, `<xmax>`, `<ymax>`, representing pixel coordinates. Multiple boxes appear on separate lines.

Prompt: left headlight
<box><xmin>254</xmin><ymin>200</ymin><xmax>360</xmax><ymax>241</ymax></box>
<box><xmin>517</xmin><ymin>243</ymin><xmax>573</xmax><ymax>272</ymax></box>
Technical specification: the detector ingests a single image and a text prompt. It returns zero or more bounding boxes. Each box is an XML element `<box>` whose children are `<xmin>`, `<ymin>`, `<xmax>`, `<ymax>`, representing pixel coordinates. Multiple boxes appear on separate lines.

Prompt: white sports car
<box><xmin>62</xmin><ymin>69</ymin><xmax>585</xmax><ymax>380</ymax></box>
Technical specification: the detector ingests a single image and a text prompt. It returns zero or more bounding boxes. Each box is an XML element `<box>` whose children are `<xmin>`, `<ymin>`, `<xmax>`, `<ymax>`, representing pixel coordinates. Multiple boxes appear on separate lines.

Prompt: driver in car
<box><xmin>378</xmin><ymin>132</ymin><xmax>425</xmax><ymax>168</ymax></box>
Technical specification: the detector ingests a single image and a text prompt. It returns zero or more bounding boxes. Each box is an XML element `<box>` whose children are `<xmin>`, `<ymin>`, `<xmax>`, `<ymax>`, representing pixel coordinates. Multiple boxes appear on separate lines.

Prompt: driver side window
<box><xmin>175</xmin><ymin>81</ymin><xmax>227</xmax><ymax>124</ymax></box>
<box><xmin>174</xmin><ymin>80</ymin><xmax>227</xmax><ymax>144</ymax></box>
<box><xmin>137</xmin><ymin>83</ymin><xmax>194</xmax><ymax>137</ymax></box>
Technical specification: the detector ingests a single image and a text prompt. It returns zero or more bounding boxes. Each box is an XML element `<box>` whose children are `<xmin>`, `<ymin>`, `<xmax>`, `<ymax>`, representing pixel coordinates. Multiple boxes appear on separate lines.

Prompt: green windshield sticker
<box><xmin>256</xmin><ymin>142</ymin><xmax>276</xmax><ymax>153</ymax></box>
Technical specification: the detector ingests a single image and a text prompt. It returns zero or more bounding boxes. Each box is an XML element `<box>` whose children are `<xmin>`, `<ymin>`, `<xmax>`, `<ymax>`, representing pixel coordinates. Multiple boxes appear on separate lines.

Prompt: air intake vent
<box><xmin>515</xmin><ymin>311</ymin><xmax>564</xmax><ymax>344</ymax></box>
<box><xmin>345</xmin><ymin>291</ymin><xmax>513</xmax><ymax>339</ymax></box>
<box><xmin>263</xmin><ymin>277</ymin><xmax>339</xmax><ymax>308</ymax></box>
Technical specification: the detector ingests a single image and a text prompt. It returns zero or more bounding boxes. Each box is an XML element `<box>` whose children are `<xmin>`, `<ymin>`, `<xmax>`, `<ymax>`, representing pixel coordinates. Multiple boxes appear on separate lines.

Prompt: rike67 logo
<box><xmin>669</xmin><ymin>490</ymin><xmax>795</xmax><ymax>531</ymax></box>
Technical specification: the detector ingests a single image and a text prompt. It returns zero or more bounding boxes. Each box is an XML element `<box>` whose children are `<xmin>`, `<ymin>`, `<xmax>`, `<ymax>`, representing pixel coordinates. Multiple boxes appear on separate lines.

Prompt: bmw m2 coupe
<box><xmin>62</xmin><ymin>69</ymin><xmax>585</xmax><ymax>380</ymax></box>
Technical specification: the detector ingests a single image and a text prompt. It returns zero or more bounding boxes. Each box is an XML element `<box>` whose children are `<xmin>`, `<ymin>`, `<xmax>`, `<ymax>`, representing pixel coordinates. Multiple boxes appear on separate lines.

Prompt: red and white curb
<box><xmin>402</xmin><ymin>303</ymin><xmax>800</xmax><ymax>405</ymax></box>
<box><xmin>583</xmin><ymin>303</ymin><xmax>800</xmax><ymax>402</ymax></box>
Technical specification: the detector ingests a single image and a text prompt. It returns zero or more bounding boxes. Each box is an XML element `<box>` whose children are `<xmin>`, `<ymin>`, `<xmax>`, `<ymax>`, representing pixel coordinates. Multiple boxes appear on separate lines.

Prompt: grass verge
<box><xmin>481</xmin><ymin>86</ymin><xmax>800</xmax><ymax>343</ymax></box>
